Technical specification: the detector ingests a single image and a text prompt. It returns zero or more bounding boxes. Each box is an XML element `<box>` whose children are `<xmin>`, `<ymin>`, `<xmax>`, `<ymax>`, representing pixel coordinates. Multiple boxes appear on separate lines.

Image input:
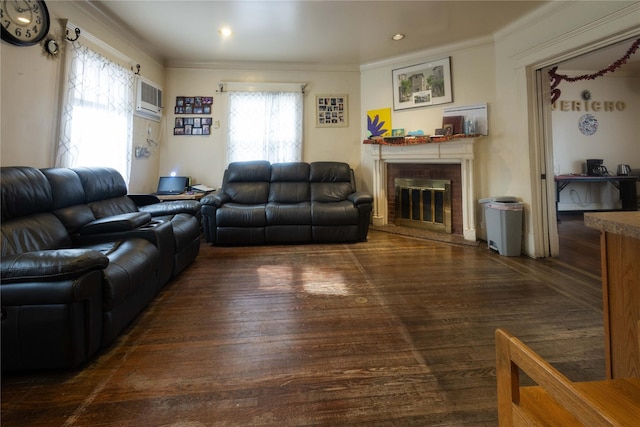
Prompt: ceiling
<box><xmin>558</xmin><ymin>37</ymin><xmax>640</xmax><ymax>75</ymax></box>
<box><xmin>85</xmin><ymin>1</ymin><xmax>549</xmax><ymax>68</ymax></box>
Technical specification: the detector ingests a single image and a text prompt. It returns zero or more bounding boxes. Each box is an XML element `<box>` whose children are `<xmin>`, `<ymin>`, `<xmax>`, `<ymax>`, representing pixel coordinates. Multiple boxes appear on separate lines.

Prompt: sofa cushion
<box><xmin>311</xmin><ymin>182</ymin><xmax>354</xmax><ymax>203</ymax></box>
<box><xmin>266</xmin><ymin>202</ymin><xmax>311</xmax><ymax>225</ymax></box>
<box><xmin>216</xmin><ymin>203</ymin><xmax>267</xmax><ymax>227</ymax></box>
<box><xmin>224</xmin><ymin>182</ymin><xmax>270</xmax><ymax>205</ymax></box>
<box><xmin>311</xmin><ymin>201</ymin><xmax>359</xmax><ymax>225</ymax></box>
<box><xmin>1</xmin><ymin>214</ymin><xmax>73</xmax><ymax>255</ymax></box>
<box><xmin>227</xmin><ymin>160</ymin><xmax>271</xmax><ymax>182</ymax></box>
<box><xmin>223</xmin><ymin>161</ymin><xmax>271</xmax><ymax>204</ymax></box>
<box><xmin>310</xmin><ymin>162</ymin><xmax>355</xmax><ymax>202</ymax></box>
<box><xmin>309</xmin><ymin>161</ymin><xmax>352</xmax><ymax>183</ymax></box>
<box><xmin>51</xmin><ymin>204</ymin><xmax>97</xmax><ymax>235</ymax></box>
<box><xmin>1</xmin><ymin>167</ymin><xmax>53</xmax><ymax>220</ymax></box>
<box><xmin>271</xmin><ymin>162</ymin><xmax>310</xmax><ymax>182</ymax></box>
<box><xmin>88</xmin><ymin>196</ymin><xmax>139</xmax><ymax>218</ymax></box>
<box><xmin>39</xmin><ymin>168</ymin><xmax>101</xmax><ymax>234</ymax></box>
<box><xmin>269</xmin><ymin>182</ymin><xmax>310</xmax><ymax>204</ymax></box>
<box><xmin>73</xmin><ymin>167</ymin><xmax>128</xmax><ymax>202</ymax></box>
<box><xmin>41</xmin><ymin>168</ymin><xmax>87</xmax><ymax>209</ymax></box>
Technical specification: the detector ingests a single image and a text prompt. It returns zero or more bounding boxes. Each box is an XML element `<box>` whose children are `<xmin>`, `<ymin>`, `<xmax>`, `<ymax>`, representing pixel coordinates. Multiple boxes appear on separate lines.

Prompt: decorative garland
<box><xmin>549</xmin><ymin>38</ymin><xmax>640</xmax><ymax>103</ymax></box>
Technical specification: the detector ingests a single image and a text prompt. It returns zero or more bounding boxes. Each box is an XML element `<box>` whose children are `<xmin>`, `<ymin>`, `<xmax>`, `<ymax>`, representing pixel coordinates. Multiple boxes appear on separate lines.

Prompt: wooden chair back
<box><xmin>495</xmin><ymin>328</ymin><xmax>640</xmax><ymax>426</ymax></box>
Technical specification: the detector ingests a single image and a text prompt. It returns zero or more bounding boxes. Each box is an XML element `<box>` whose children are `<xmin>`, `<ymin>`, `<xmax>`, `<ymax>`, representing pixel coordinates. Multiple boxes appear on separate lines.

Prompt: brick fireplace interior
<box><xmin>386</xmin><ymin>163</ymin><xmax>463</xmax><ymax>235</ymax></box>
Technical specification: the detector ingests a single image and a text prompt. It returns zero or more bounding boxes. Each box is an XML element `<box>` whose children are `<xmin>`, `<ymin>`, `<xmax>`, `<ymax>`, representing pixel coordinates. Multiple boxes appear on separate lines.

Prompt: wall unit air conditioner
<box><xmin>135</xmin><ymin>76</ymin><xmax>163</xmax><ymax>122</ymax></box>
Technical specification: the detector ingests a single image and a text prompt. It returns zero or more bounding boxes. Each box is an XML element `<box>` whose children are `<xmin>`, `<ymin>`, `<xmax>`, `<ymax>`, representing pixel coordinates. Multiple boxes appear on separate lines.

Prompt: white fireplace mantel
<box><xmin>368</xmin><ymin>138</ymin><xmax>479</xmax><ymax>241</ymax></box>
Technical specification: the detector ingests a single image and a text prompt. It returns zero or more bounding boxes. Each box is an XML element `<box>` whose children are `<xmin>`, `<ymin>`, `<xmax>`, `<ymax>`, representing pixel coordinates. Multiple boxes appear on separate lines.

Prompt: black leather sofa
<box><xmin>200</xmin><ymin>161</ymin><xmax>373</xmax><ymax>245</ymax></box>
<box><xmin>1</xmin><ymin>166</ymin><xmax>201</xmax><ymax>371</ymax></box>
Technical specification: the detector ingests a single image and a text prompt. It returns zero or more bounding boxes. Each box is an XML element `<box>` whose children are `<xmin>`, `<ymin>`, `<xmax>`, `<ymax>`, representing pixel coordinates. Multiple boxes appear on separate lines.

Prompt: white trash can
<box><xmin>479</xmin><ymin>197</ymin><xmax>523</xmax><ymax>256</ymax></box>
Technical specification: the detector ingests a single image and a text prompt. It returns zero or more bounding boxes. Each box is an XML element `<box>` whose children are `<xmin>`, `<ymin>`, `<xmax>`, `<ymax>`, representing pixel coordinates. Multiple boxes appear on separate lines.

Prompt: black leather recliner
<box><xmin>1</xmin><ymin>167</ymin><xmax>160</xmax><ymax>371</ymax></box>
<box><xmin>71</xmin><ymin>167</ymin><xmax>201</xmax><ymax>284</ymax></box>
<box><xmin>41</xmin><ymin>167</ymin><xmax>175</xmax><ymax>290</ymax></box>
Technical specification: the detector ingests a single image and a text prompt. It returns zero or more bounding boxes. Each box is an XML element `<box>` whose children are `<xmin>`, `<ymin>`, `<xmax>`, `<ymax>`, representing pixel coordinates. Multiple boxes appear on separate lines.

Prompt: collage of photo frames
<box><xmin>174</xmin><ymin>96</ymin><xmax>213</xmax><ymax>135</ymax></box>
<box><xmin>315</xmin><ymin>94</ymin><xmax>348</xmax><ymax>127</ymax></box>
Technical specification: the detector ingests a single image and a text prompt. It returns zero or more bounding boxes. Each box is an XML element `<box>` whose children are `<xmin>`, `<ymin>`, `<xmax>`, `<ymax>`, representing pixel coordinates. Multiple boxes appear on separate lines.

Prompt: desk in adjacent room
<box><xmin>555</xmin><ymin>174</ymin><xmax>638</xmax><ymax>211</ymax></box>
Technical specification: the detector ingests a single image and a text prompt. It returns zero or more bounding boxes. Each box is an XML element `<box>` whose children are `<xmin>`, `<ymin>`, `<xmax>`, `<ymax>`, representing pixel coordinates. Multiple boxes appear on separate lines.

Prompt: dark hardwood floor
<box><xmin>1</xmin><ymin>225</ymin><xmax>604</xmax><ymax>426</ymax></box>
<box><xmin>556</xmin><ymin>211</ymin><xmax>602</xmax><ymax>278</ymax></box>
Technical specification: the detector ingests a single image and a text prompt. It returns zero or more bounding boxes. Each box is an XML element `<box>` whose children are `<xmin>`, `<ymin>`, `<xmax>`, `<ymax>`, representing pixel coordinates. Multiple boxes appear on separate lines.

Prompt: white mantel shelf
<box><xmin>367</xmin><ymin>138</ymin><xmax>480</xmax><ymax>241</ymax></box>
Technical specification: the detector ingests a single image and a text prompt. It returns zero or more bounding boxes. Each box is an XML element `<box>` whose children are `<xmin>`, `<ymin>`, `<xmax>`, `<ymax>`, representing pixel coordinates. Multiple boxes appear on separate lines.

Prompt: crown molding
<box><xmin>359</xmin><ymin>36</ymin><xmax>494</xmax><ymax>72</ymax></box>
<box><xmin>70</xmin><ymin>0</ymin><xmax>165</xmax><ymax>68</ymax></box>
<box><xmin>165</xmin><ymin>60</ymin><xmax>360</xmax><ymax>73</ymax></box>
<box><xmin>499</xmin><ymin>1</ymin><xmax>640</xmax><ymax>69</ymax></box>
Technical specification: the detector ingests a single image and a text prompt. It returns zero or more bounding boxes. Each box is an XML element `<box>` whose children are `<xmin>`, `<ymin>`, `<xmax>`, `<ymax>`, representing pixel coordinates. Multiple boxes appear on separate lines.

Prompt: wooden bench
<box><xmin>495</xmin><ymin>328</ymin><xmax>640</xmax><ymax>426</ymax></box>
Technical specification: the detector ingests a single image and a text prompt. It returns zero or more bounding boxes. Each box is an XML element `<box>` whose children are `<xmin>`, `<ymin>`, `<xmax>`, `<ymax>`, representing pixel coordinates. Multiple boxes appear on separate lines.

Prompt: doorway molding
<box><xmin>528</xmin><ymin>28</ymin><xmax>640</xmax><ymax>257</ymax></box>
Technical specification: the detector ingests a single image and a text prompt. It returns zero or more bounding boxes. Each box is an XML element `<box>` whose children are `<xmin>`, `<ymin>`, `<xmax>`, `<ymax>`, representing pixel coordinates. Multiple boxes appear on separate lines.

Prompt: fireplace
<box><xmin>395</xmin><ymin>178</ymin><xmax>452</xmax><ymax>233</ymax></box>
<box><xmin>366</xmin><ymin>138</ymin><xmax>478</xmax><ymax>241</ymax></box>
<box><xmin>387</xmin><ymin>163</ymin><xmax>461</xmax><ymax>234</ymax></box>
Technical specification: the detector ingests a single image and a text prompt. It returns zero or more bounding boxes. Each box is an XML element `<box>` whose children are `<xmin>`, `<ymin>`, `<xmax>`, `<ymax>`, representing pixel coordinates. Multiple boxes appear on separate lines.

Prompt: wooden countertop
<box><xmin>584</xmin><ymin>211</ymin><xmax>640</xmax><ymax>240</ymax></box>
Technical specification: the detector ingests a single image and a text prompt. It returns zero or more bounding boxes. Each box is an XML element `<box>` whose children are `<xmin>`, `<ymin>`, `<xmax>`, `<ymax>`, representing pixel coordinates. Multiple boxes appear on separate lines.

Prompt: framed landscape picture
<box><xmin>392</xmin><ymin>57</ymin><xmax>452</xmax><ymax>110</ymax></box>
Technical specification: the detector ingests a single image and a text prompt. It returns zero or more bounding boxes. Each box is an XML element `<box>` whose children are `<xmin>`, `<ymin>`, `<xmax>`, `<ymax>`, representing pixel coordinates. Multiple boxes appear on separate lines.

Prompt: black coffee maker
<box><xmin>586</xmin><ymin>159</ymin><xmax>608</xmax><ymax>176</ymax></box>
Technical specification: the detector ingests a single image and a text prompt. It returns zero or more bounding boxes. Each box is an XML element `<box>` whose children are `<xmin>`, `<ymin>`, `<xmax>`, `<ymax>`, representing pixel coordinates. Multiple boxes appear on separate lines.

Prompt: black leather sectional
<box><xmin>200</xmin><ymin>161</ymin><xmax>373</xmax><ymax>245</ymax></box>
<box><xmin>1</xmin><ymin>166</ymin><xmax>201</xmax><ymax>371</ymax></box>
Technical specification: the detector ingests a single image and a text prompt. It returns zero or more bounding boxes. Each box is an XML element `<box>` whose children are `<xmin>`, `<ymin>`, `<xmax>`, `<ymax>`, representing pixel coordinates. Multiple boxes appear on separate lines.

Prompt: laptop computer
<box><xmin>154</xmin><ymin>176</ymin><xmax>188</xmax><ymax>195</ymax></box>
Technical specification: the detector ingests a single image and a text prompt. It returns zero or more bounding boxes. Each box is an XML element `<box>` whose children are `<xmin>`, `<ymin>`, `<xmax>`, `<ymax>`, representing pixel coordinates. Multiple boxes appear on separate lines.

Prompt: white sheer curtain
<box><xmin>56</xmin><ymin>42</ymin><xmax>134</xmax><ymax>184</ymax></box>
<box><xmin>227</xmin><ymin>91</ymin><xmax>303</xmax><ymax>163</ymax></box>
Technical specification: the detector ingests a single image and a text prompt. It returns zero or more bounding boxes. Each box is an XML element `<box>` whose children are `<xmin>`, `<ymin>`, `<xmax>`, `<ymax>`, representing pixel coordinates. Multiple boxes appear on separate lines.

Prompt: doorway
<box><xmin>533</xmin><ymin>36</ymin><xmax>640</xmax><ymax>262</ymax></box>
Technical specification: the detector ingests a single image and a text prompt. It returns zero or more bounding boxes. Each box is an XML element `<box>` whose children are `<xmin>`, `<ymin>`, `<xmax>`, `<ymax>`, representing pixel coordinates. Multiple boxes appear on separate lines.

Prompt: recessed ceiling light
<box><xmin>219</xmin><ymin>27</ymin><xmax>232</xmax><ymax>38</ymax></box>
<box><xmin>392</xmin><ymin>34</ymin><xmax>405</xmax><ymax>41</ymax></box>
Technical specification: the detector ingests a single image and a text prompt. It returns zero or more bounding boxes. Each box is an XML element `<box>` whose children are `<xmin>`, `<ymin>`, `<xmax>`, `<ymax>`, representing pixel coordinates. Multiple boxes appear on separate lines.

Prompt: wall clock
<box><xmin>1</xmin><ymin>0</ymin><xmax>50</xmax><ymax>46</ymax></box>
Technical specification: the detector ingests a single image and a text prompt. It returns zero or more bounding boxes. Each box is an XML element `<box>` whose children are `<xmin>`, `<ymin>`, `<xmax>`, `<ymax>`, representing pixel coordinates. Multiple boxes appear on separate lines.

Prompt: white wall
<box><xmin>492</xmin><ymin>1</ymin><xmax>639</xmax><ymax>256</ymax></box>
<box><xmin>359</xmin><ymin>1</ymin><xmax>639</xmax><ymax>256</ymax></box>
<box><xmin>552</xmin><ymin>73</ymin><xmax>640</xmax><ymax>210</ymax></box>
<box><xmin>359</xmin><ymin>38</ymin><xmax>498</xmax><ymax>232</ymax></box>
<box><xmin>1</xmin><ymin>27</ymin><xmax>63</xmax><ymax>167</ymax></box>
<box><xmin>162</xmin><ymin>67</ymin><xmax>361</xmax><ymax>190</ymax></box>
<box><xmin>0</xmin><ymin>1</ymin><xmax>165</xmax><ymax>193</ymax></box>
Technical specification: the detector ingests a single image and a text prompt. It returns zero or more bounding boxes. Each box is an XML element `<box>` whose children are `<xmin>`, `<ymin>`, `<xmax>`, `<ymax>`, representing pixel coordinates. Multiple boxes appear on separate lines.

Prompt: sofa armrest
<box><xmin>0</xmin><ymin>249</ymin><xmax>109</xmax><ymax>284</ymax></box>
<box><xmin>138</xmin><ymin>200</ymin><xmax>201</xmax><ymax>217</ymax></box>
<box><xmin>128</xmin><ymin>194</ymin><xmax>161</xmax><ymax>207</ymax></box>
<box><xmin>348</xmin><ymin>191</ymin><xmax>373</xmax><ymax>206</ymax></box>
<box><xmin>201</xmin><ymin>192</ymin><xmax>231</xmax><ymax>207</ymax></box>
<box><xmin>78</xmin><ymin>212</ymin><xmax>152</xmax><ymax>235</ymax></box>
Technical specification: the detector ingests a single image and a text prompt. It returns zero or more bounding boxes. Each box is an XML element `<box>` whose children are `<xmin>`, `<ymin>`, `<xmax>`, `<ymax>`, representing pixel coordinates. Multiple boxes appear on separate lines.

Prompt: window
<box><xmin>56</xmin><ymin>43</ymin><xmax>134</xmax><ymax>184</ymax></box>
<box><xmin>227</xmin><ymin>91</ymin><xmax>303</xmax><ymax>164</ymax></box>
